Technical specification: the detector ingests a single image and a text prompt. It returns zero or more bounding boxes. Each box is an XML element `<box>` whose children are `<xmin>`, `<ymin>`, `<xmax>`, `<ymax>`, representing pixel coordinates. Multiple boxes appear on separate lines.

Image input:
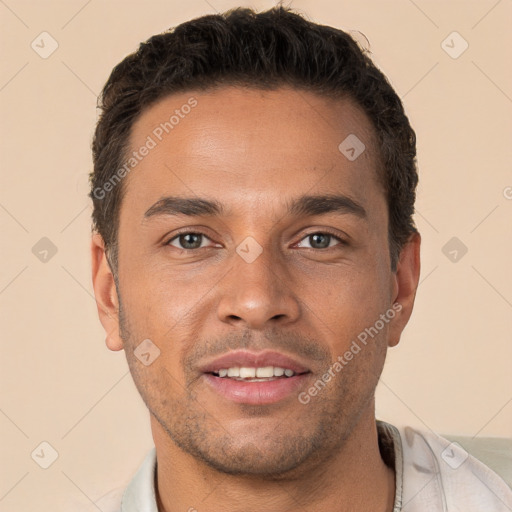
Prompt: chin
<box><xmin>176</xmin><ymin>427</ymin><xmax>324</xmax><ymax>478</ymax></box>
<box><xmin>195</xmin><ymin>446</ymin><xmax>312</xmax><ymax>477</ymax></box>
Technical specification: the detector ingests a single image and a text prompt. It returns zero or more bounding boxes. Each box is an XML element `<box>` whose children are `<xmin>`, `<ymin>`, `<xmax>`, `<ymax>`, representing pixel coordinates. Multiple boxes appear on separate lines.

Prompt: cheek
<box><xmin>127</xmin><ymin>272</ymin><xmax>216</xmax><ymax>365</ymax></box>
<box><xmin>125</xmin><ymin>348</ymin><xmax>178</xmax><ymax>415</ymax></box>
<box><xmin>311</xmin><ymin>279</ymin><xmax>392</xmax><ymax>378</ymax></box>
<box><xmin>303</xmin><ymin>262</ymin><xmax>388</xmax><ymax>328</ymax></box>
<box><xmin>120</xmin><ymin>258</ymin><xmax>203</xmax><ymax>329</ymax></box>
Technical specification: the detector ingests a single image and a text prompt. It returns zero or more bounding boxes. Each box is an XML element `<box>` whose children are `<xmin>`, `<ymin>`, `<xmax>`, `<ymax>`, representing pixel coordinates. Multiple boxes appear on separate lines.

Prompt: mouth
<box><xmin>199</xmin><ymin>351</ymin><xmax>312</xmax><ymax>405</ymax></box>
<box><xmin>213</xmin><ymin>365</ymin><xmax>301</xmax><ymax>380</ymax></box>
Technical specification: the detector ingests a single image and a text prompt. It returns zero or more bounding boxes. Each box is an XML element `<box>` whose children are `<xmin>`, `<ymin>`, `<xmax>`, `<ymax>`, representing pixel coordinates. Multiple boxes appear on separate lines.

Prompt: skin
<box><xmin>91</xmin><ymin>86</ymin><xmax>421</xmax><ymax>511</ymax></box>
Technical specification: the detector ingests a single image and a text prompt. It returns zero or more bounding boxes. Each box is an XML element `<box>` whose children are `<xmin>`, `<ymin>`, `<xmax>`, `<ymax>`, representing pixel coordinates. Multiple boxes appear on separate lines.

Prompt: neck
<box><xmin>152</xmin><ymin>406</ymin><xmax>395</xmax><ymax>512</ymax></box>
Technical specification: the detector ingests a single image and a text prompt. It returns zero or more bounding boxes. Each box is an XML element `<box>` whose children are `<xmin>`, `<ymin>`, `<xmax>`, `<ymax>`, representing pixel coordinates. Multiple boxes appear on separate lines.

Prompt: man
<box><xmin>89</xmin><ymin>6</ymin><xmax>512</xmax><ymax>511</ymax></box>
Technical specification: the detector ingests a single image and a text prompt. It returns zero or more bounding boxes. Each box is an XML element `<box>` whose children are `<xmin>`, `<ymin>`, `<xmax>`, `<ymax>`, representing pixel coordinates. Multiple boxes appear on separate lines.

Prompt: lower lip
<box><xmin>203</xmin><ymin>373</ymin><xmax>310</xmax><ymax>405</ymax></box>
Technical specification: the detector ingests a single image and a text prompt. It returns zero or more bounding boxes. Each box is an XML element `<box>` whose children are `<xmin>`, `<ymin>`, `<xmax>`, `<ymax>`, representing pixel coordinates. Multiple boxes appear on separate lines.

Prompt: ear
<box><xmin>387</xmin><ymin>232</ymin><xmax>421</xmax><ymax>348</ymax></box>
<box><xmin>91</xmin><ymin>232</ymin><xmax>123</xmax><ymax>351</ymax></box>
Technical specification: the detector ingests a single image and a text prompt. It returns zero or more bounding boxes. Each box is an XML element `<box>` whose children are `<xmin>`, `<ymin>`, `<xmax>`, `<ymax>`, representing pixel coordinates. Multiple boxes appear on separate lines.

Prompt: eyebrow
<box><xmin>143</xmin><ymin>193</ymin><xmax>367</xmax><ymax>220</ymax></box>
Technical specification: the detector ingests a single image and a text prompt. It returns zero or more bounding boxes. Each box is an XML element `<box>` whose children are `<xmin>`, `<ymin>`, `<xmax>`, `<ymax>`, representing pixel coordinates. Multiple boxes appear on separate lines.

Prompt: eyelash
<box><xmin>164</xmin><ymin>228</ymin><xmax>348</xmax><ymax>251</ymax></box>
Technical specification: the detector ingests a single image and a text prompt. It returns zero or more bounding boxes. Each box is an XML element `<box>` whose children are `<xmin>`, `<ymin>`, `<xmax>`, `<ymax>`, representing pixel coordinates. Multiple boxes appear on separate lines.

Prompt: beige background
<box><xmin>1</xmin><ymin>0</ymin><xmax>511</xmax><ymax>510</ymax></box>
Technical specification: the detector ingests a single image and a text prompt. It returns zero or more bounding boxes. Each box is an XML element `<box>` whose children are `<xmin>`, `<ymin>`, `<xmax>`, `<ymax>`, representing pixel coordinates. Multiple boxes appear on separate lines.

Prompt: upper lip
<box><xmin>199</xmin><ymin>350</ymin><xmax>311</xmax><ymax>374</ymax></box>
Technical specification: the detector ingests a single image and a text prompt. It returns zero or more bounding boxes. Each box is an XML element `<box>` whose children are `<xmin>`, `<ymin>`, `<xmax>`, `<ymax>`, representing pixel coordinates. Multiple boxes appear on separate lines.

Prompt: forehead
<box><xmin>122</xmin><ymin>86</ymin><xmax>383</xmax><ymax>220</ymax></box>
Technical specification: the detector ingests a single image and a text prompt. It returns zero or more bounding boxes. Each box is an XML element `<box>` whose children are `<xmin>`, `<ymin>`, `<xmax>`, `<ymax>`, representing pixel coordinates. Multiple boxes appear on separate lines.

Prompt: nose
<box><xmin>216</xmin><ymin>242</ymin><xmax>301</xmax><ymax>331</ymax></box>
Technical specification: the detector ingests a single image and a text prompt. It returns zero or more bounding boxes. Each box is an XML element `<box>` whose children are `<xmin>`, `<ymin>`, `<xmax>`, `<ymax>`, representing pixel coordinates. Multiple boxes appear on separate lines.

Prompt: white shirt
<box><xmin>98</xmin><ymin>421</ymin><xmax>512</xmax><ymax>511</ymax></box>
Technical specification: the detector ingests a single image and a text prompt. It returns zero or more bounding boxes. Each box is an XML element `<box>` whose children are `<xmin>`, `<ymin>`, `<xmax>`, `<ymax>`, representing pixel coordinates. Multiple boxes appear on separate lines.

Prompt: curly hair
<box><xmin>90</xmin><ymin>5</ymin><xmax>418</xmax><ymax>274</ymax></box>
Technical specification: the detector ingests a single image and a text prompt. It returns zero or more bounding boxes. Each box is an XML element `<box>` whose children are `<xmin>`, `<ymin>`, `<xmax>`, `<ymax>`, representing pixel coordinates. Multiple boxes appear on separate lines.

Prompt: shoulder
<box><xmin>95</xmin><ymin>486</ymin><xmax>125</xmax><ymax>512</ymax></box>
<box><xmin>95</xmin><ymin>447</ymin><xmax>158</xmax><ymax>512</ymax></box>
<box><xmin>393</xmin><ymin>424</ymin><xmax>512</xmax><ymax>511</ymax></box>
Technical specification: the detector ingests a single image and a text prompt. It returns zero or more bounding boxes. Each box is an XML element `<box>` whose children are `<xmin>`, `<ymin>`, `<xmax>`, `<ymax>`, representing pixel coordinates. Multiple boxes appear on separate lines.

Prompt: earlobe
<box><xmin>387</xmin><ymin>232</ymin><xmax>421</xmax><ymax>348</ymax></box>
<box><xmin>105</xmin><ymin>328</ymin><xmax>123</xmax><ymax>352</ymax></box>
<box><xmin>91</xmin><ymin>233</ymin><xmax>124</xmax><ymax>351</ymax></box>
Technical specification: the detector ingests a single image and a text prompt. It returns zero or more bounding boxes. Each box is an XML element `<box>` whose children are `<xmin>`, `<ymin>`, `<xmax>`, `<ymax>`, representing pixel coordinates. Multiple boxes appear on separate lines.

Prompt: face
<box><xmin>93</xmin><ymin>86</ymin><xmax>419</xmax><ymax>477</ymax></box>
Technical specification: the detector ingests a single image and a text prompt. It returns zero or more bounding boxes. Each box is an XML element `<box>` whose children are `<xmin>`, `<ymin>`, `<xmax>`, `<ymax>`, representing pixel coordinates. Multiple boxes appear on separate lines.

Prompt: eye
<box><xmin>166</xmin><ymin>231</ymin><xmax>215</xmax><ymax>250</ymax></box>
<box><xmin>165</xmin><ymin>230</ymin><xmax>347</xmax><ymax>252</ymax></box>
<box><xmin>295</xmin><ymin>231</ymin><xmax>346</xmax><ymax>250</ymax></box>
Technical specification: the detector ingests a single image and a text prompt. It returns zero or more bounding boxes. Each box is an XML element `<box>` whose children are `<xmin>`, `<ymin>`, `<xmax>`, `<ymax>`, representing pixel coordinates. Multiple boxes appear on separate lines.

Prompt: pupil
<box><xmin>181</xmin><ymin>233</ymin><xmax>201</xmax><ymax>249</ymax></box>
<box><xmin>311</xmin><ymin>233</ymin><xmax>329</xmax><ymax>249</ymax></box>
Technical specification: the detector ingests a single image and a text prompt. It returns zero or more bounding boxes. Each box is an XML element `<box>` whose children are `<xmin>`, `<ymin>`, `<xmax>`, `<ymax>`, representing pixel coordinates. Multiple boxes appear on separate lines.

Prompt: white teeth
<box><xmin>256</xmin><ymin>366</ymin><xmax>274</xmax><ymax>378</ymax></box>
<box><xmin>227</xmin><ymin>367</ymin><xmax>240</xmax><ymax>377</ymax></box>
<box><xmin>239</xmin><ymin>367</ymin><xmax>256</xmax><ymax>378</ymax></box>
<box><xmin>214</xmin><ymin>366</ymin><xmax>297</xmax><ymax>378</ymax></box>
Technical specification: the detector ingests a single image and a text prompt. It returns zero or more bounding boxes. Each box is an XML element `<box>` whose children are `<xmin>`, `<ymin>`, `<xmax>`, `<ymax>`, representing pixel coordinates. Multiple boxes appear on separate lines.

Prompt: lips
<box><xmin>199</xmin><ymin>350</ymin><xmax>312</xmax><ymax>405</ymax></box>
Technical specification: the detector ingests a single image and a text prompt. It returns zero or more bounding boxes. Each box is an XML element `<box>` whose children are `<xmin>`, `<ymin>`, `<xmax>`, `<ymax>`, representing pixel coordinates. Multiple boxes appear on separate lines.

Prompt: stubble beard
<box><xmin>118</xmin><ymin>296</ymin><xmax>383</xmax><ymax>479</ymax></box>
